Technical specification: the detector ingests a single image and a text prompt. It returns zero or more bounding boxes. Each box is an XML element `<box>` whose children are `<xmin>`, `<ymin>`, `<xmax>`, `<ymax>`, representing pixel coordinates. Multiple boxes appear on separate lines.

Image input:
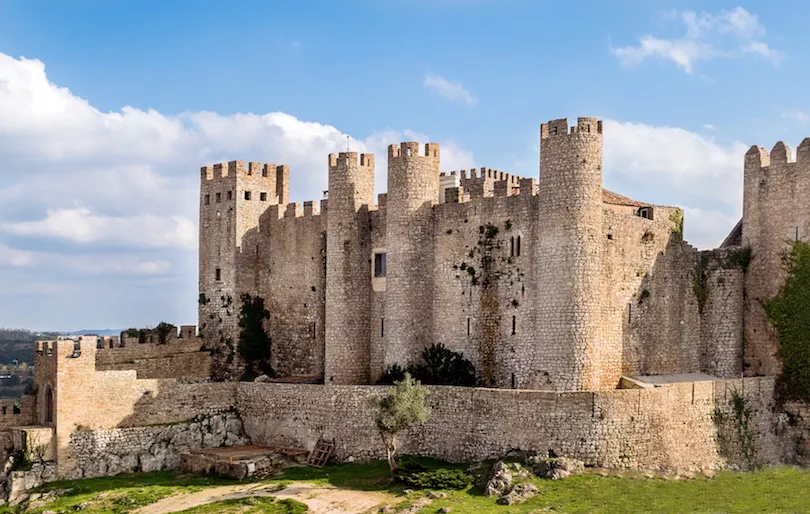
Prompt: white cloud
<box><xmin>0</xmin><ymin>244</ymin><xmax>35</xmax><ymax>267</ymax></box>
<box><xmin>1</xmin><ymin>208</ymin><xmax>197</xmax><ymax>249</ymax></box>
<box><xmin>611</xmin><ymin>7</ymin><xmax>783</xmax><ymax>74</ymax></box>
<box><xmin>602</xmin><ymin>119</ymin><xmax>748</xmax><ymax>248</ymax></box>
<box><xmin>781</xmin><ymin>109</ymin><xmax>809</xmax><ymax>124</ymax></box>
<box><xmin>423</xmin><ymin>73</ymin><xmax>476</xmax><ymax>106</ymax></box>
<box><xmin>0</xmin><ymin>52</ymin><xmax>479</xmax><ymax>328</ymax></box>
<box><xmin>702</xmin><ymin>124</ymin><xmax>716</xmax><ymax>130</ymax></box>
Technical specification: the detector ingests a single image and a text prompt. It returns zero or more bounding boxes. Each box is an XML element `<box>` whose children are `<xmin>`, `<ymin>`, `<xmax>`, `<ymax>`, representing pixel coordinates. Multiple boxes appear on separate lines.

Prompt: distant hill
<box><xmin>65</xmin><ymin>329</ymin><xmax>125</xmax><ymax>337</ymax></box>
<box><xmin>0</xmin><ymin>328</ymin><xmax>58</xmax><ymax>365</ymax></box>
<box><xmin>0</xmin><ymin>328</ymin><xmax>126</xmax><ymax>365</ymax></box>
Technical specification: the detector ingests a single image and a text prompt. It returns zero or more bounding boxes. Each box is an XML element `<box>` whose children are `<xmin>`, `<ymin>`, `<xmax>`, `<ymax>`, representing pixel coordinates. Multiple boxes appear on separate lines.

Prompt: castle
<box><xmin>198</xmin><ymin>116</ymin><xmax>767</xmax><ymax>390</ymax></box>
<box><xmin>2</xmin><ymin>116</ymin><xmax>809</xmax><ymax>501</ymax></box>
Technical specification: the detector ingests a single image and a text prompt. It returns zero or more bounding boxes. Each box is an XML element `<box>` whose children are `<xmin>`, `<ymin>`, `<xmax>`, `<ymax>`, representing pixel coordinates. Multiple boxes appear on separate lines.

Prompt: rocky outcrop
<box><xmin>69</xmin><ymin>411</ymin><xmax>248</xmax><ymax>479</ymax></box>
<box><xmin>526</xmin><ymin>456</ymin><xmax>585</xmax><ymax>480</ymax></box>
<box><xmin>483</xmin><ymin>461</ymin><xmax>530</xmax><ymax>496</ymax></box>
<box><xmin>1</xmin><ymin>462</ymin><xmax>57</xmax><ymax>505</ymax></box>
<box><xmin>497</xmin><ymin>483</ymin><xmax>539</xmax><ymax>505</ymax></box>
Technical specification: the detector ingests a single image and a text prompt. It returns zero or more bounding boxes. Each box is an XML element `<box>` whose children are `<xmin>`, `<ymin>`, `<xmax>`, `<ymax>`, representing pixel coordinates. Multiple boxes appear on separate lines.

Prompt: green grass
<box><xmin>428</xmin><ymin>466</ymin><xmax>810</xmax><ymax>514</ymax></box>
<box><xmin>276</xmin><ymin>456</ymin><xmax>457</xmax><ymax>491</ymax></box>
<box><xmin>0</xmin><ymin>471</ymin><xmax>247</xmax><ymax>514</ymax></box>
<box><xmin>173</xmin><ymin>497</ymin><xmax>307</xmax><ymax>514</ymax></box>
<box><xmin>4</xmin><ymin>461</ymin><xmax>810</xmax><ymax>514</ymax></box>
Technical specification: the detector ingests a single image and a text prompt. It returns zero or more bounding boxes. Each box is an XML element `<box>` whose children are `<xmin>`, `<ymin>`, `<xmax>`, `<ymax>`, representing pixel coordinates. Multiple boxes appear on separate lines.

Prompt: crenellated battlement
<box><xmin>114</xmin><ymin>324</ymin><xmax>200</xmax><ymax>348</ymax></box>
<box><xmin>261</xmin><ymin>201</ymin><xmax>324</xmax><ymax>224</ymax></box>
<box><xmin>540</xmin><ymin>117</ymin><xmax>602</xmax><ymax>138</ymax></box>
<box><xmin>200</xmin><ymin>160</ymin><xmax>289</xmax><ymax>181</ymax></box>
<box><xmin>0</xmin><ymin>395</ymin><xmax>36</xmax><ymax>428</ymax></box>
<box><xmin>328</xmin><ymin>152</ymin><xmax>375</xmax><ymax>169</ymax></box>
<box><xmin>388</xmin><ymin>142</ymin><xmax>440</xmax><ymax>160</ymax></box>
<box><xmin>450</xmin><ymin>168</ymin><xmax>526</xmax><ymax>200</ymax></box>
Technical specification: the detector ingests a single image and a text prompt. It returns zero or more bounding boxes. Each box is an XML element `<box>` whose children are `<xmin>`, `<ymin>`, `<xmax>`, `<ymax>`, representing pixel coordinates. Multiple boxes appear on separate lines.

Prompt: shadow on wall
<box><xmin>619</xmin><ymin>223</ymin><xmax>747</xmax><ymax>381</ymax></box>
<box><xmin>201</xmin><ymin>203</ymin><xmax>327</xmax><ymax>381</ymax></box>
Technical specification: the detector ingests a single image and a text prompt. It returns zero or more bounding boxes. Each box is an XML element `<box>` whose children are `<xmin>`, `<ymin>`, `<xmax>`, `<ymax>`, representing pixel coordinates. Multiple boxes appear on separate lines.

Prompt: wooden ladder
<box><xmin>306</xmin><ymin>438</ymin><xmax>335</xmax><ymax>467</ymax></box>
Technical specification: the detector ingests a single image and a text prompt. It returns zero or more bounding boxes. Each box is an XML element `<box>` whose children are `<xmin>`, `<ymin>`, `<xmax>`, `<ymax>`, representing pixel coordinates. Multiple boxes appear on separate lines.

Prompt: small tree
<box><xmin>375</xmin><ymin>373</ymin><xmax>431</xmax><ymax>474</ymax></box>
<box><xmin>237</xmin><ymin>293</ymin><xmax>275</xmax><ymax>380</ymax></box>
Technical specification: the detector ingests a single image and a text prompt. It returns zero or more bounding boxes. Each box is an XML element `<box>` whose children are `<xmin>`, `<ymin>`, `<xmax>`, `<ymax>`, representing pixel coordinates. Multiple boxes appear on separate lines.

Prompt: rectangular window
<box><xmin>467</xmin><ymin>317</ymin><xmax>471</xmax><ymax>336</ymax></box>
<box><xmin>215</xmin><ymin>192</ymin><xmax>221</xmax><ymax>203</ymax></box>
<box><xmin>260</xmin><ymin>192</ymin><xmax>267</xmax><ymax>201</ymax></box>
<box><xmin>227</xmin><ymin>190</ymin><xmax>233</xmax><ymax>201</ymax></box>
<box><xmin>215</xmin><ymin>268</ymin><xmax>221</xmax><ymax>281</ymax></box>
<box><xmin>512</xmin><ymin>316</ymin><xmax>516</xmax><ymax>335</ymax></box>
<box><xmin>516</xmin><ymin>236</ymin><xmax>522</xmax><ymax>257</ymax></box>
<box><xmin>204</xmin><ymin>194</ymin><xmax>210</xmax><ymax>205</ymax></box>
<box><xmin>244</xmin><ymin>191</ymin><xmax>251</xmax><ymax>201</ymax></box>
<box><xmin>381</xmin><ymin>318</ymin><xmax>385</xmax><ymax>337</ymax></box>
<box><xmin>374</xmin><ymin>253</ymin><xmax>387</xmax><ymax>277</ymax></box>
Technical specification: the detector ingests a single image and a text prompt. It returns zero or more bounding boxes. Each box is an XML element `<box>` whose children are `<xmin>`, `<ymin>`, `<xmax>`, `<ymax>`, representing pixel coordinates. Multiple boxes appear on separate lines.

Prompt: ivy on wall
<box><xmin>237</xmin><ymin>293</ymin><xmax>275</xmax><ymax>381</ymax></box>
<box><xmin>763</xmin><ymin>241</ymin><xmax>810</xmax><ymax>402</ymax></box>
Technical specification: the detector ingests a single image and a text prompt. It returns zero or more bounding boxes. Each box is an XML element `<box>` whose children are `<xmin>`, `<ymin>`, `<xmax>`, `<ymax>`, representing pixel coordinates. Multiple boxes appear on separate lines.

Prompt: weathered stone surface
<box><xmin>527</xmin><ymin>456</ymin><xmax>585</xmax><ymax>479</ymax></box>
<box><xmin>67</xmin><ymin>412</ymin><xmax>247</xmax><ymax>479</ymax></box>
<box><xmin>498</xmin><ymin>483</ymin><xmax>539</xmax><ymax>505</ymax></box>
<box><xmin>484</xmin><ymin>461</ymin><xmax>528</xmax><ymax>497</ymax></box>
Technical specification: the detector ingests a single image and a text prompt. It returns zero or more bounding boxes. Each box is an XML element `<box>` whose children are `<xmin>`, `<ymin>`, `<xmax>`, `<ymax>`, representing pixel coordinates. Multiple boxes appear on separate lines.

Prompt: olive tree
<box><xmin>375</xmin><ymin>373</ymin><xmax>431</xmax><ymax>474</ymax></box>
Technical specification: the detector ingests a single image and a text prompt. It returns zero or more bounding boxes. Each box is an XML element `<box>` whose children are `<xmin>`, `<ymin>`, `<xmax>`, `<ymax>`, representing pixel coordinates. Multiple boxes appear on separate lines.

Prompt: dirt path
<box><xmin>135</xmin><ymin>482</ymin><xmax>393</xmax><ymax>514</ymax></box>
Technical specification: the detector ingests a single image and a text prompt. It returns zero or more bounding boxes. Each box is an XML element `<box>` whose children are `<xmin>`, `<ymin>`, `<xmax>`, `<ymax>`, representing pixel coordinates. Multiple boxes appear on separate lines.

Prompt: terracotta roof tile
<box><xmin>602</xmin><ymin>188</ymin><xmax>647</xmax><ymax>207</ymax></box>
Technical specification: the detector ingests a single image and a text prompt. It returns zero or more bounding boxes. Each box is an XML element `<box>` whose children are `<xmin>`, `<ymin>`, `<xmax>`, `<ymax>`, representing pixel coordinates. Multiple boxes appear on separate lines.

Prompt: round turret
<box><xmin>534</xmin><ymin>117</ymin><xmax>603</xmax><ymax>390</ymax></box>
<box><xmin>383</xmin><ymin>142</ymin><xmax>440</xmax><ymax>368</ymax></box>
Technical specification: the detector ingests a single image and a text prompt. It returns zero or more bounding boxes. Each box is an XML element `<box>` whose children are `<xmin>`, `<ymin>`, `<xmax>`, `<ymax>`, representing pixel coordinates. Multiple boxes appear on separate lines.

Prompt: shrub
<box><xmin>411</xmin><ymin>343</ymin><xmax>476</xmax><ymax>386</ymax></box>
<box><xmin>396</xmin><ymin>467</ymin><xmax>472</xmax><ymax>490</ymax></box>
<box><xmin>155</xmin><ymin>322</ymin><xmax>176</xmax><ymax>345</ymax></box>
<box><xmin>377</xmin><ymin>344</ymin><xmax>476</xmax><ymax>386</ymax></box>
<box><xmin>376</xmin><ymin>364</ymin><xmax>407</xmax><ymax>385</ymax></box>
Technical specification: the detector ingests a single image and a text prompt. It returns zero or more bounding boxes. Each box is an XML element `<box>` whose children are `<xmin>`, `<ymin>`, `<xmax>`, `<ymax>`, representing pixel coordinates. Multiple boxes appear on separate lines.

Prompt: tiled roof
<box><xmin>602</xmin><ymin>188</ymin><xmax>647</xmax><ymax>207</ymax></box>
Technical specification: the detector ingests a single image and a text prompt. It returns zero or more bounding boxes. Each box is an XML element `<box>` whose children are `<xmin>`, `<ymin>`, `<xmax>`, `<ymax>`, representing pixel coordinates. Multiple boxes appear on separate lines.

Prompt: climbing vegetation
<box><xmin>763</xmin><ymin>241</ymin><xmax>810</xmax><ymax>402</ymax></box>
<box><xmin>237</xmin><ymin>293</ymin><xmax>275</xmax><ymax>381</ymax></box>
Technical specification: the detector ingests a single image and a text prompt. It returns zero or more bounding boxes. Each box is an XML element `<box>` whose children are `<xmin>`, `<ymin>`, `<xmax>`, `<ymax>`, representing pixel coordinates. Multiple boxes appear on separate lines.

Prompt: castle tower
<box><xmin>199</xmin><ymin>160</ymin><xmax>288</xmax><ymax>378</ymax></box>
<box><xmin>33</xmin><ymin>337</ymin><xmax>97</xmax><ymax>475</ymax></box>
<box><xmin>535</xmin><ymin>117</ymin><xmax>603</xmax><ymax>391</ymax></box>
<box><xmin>383</xmin><ymin>142</ymin><xmax>440</xmax><ymax>368</ymax></box>
<box><xmin>324</xmin><ymin>152</ymin><xmax>375</xmax><ymax>384</ymax></box>
<box><xmin>742</xmin><ymin>139</ymin><xmax>810</xmax><ymax>376</ymax></box>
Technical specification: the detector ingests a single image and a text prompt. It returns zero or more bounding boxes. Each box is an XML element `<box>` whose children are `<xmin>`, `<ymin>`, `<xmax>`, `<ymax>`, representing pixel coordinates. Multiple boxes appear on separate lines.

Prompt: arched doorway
<box><xmin>43</xmin><ymin>385</ymin><xmax>53</xmax><ymax>424</ymax></box>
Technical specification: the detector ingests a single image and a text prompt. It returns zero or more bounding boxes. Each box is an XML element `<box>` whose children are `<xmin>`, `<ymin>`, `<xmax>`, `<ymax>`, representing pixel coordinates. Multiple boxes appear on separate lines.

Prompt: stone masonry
<box><xmin>197</xmin><ymin>116</ymin><xmax>776</xmax><ymax>390</ymax></box>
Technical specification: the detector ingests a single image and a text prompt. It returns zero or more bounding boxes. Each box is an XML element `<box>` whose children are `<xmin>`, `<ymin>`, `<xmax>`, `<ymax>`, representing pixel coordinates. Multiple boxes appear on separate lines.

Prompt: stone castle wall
<box><xmin>196</xmin><ymin>116</ymin><xmax>752</xmax><ymax>389</ymax></box>
<box><xmin>95</xmin><ymin>334</ymin><xmax>211</xmax><ymax>380</ymax></box>
<box><xmin>238</xmin><ymin>377</ymin><xmax>782</xmax><ymax>471</ymax></box>
<box><xmin>66</xmin><ymin>411</ymin><xmax>247</xmax><ymax>479</ymax></box>
<box><xmin>255</xmin><ymin>203</ymin><xmax>326</xmax><ymax>377</ymax></box>
<box><xmin>742</xmin><ymin>141</ymin><xmax>810</xmax><ymax>379</ymax></box>
<box><xmin>0</xmin><ymin>397</ymin><xmax>36</xmax><ymax>431</ymax></box>
<box><xmin>35</xmin><ymin>339</ymin><xmax>236</xmax><ymax>476</ymax></box>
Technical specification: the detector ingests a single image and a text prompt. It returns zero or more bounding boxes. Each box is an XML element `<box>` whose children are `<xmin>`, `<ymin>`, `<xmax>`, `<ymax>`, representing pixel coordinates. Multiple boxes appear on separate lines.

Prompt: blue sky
<box><xmin>0</xmin><ymin>0</ymin><xmax>807</xmax><ymax>330</ymax></box>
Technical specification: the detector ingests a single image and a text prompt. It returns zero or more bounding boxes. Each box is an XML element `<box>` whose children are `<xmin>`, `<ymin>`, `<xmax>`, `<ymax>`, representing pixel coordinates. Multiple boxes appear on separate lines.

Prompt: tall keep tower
<box><xmin>199</xmin><ymin>160</ymin><xmax>288</xmax><ymax>378</ymax></box>
<box><xmin>535</xmin><ymin>118</ymin><xmax>603</xmax><ymax>391</ymax></box>
<box><xmin>324</xmin><ymin>152</ymin><xmax>375</xmax><ymax>384</ymax></box>
<box><xmin>742</xmin><ymin>139</ymin><xmax>810</xmax><ymax>376</ymax></box>
<box><xmin>384</xmin><ymin>142</ymin><xmax>440</xmax><ymax>368</ymax></box>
